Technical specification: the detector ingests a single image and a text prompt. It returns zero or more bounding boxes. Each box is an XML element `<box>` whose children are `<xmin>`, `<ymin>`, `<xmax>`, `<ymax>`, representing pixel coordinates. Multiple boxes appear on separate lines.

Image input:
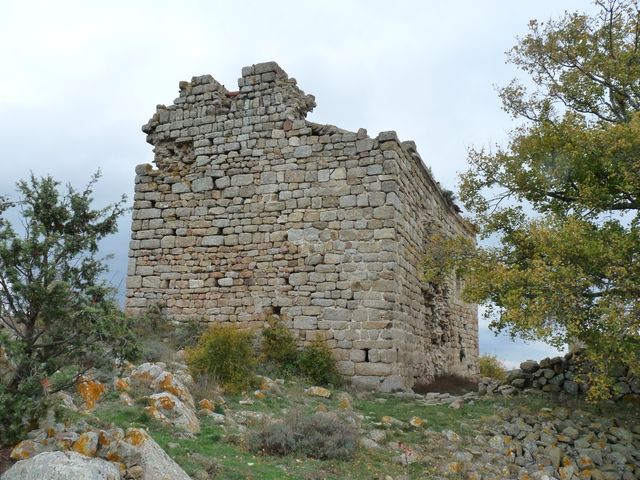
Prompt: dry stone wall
<box><xmin>125</xmin><ymin>61</ymin><xmax>478</xmax><ymax>391</ymax></box>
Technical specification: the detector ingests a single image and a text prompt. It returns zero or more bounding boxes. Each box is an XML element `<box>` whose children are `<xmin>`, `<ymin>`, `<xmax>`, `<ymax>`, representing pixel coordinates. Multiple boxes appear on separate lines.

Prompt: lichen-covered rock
<box><xmin>76</xmin><ymin>376</ymin><xmax>107</xmax><ymax>410</ymax></box>
<box><xmin>114</xmin><ymin>378</ymin><xmax>129</xmax><ymax>391</ymax></box>
<box><xmin>151</xmin><ymin>372</ymin><xmax>194</xmax><ymax>407</ymax></box>
<box><xmin>145</xmin><ymin>392</ymin><xmax>200</xmax><ymax>434</ymax></box>
<box><xmin>198</xmin><ymin>398</ymin><xmax>214</xmax><ymax>411</ymax></box>
<box><xmin>130</xmin><ymin>362</ymin><xmax>166</xmax><ymax>384</ymax></box>
<box><xmin>305</xmin><ymin>386</ymin><xmax>331</xmax><ymax>398</ymax></box>
<box><xmin>51</xmin><ymin>391</ymin><xmax>78</xmax><ymax>412</ymax></box>
<box><xmin>129</xmin><ymin>363</ymin><xmax>195</xmax><ymax>407</ymax></box>
<box><xmin>409</xmin><ymin>416</ymin><xmax>425</xmax><ymax>427</ymax></box>
<box><xmin>101</xmin><ymin>428</ymin><xmax>190</xmax><ymax>480</ymax></box>
<box><xmin>2</xmin><ymin>451</ymin><xmax>120</xmax><ymax>480</ymax></box>
<box><xmin>72</xmin><ymin>431</ymin><xmax>99</xmax><ymax>457</ymax></box>
<box><xmin>10</xmin><ymin>439</ymin><xmax>42</xmax><ymax>460</ymax></box>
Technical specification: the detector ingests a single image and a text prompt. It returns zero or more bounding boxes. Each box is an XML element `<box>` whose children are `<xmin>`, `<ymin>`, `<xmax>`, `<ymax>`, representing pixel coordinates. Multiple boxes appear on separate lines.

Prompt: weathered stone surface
<box><xmin>128</xmin><ymin>362</ymin><xmax>195</xmax><ymax>405</ymax></box>
<box><xmin>191</xmin><ymin>176</ymin><xmax>213</xmax><ymax>192</ymax></box>
<box><xmin>481</xmin><ymin>350</ymin><xmax>640</xmax><ymax>401</ymax></box>
<box><xmin>145</xmin><ymin>392</ymin><xmax>200</xmax><ymax>434</ymax></box>
<box><xmin>72</xmin><ymin>431</ymin><xmax>99</xmax><ymax>457</ymax></box>
<box><xmin>125</xmin><ymin>62</ymin><xmax>478</xmax><ymax>390</ymax></box>
<box><xmin>2</xmin><ymin>451</ymin><xmax>121</xmax><ymax>480</ymax></box>
<box><xmin>105</xmin><ymin>428</ymin><xmax>190</xmax><ymax>480</ymax></box>
<box><xmin>305</xmin><ymin>386</ymin><xmax>331</xmax><ymax>398</ymax></box>
<box><xmin>76</xmin><ymin>377</ymin><xmax>106</xmax><ymax>411</ymax></box>
<box><xmin>520</xmin><ymin>360</ymin><xmax>539</xmax><ymax>373</ymax></box>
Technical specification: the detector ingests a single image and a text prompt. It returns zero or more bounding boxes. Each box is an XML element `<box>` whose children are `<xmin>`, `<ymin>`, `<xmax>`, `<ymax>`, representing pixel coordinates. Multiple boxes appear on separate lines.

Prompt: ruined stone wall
<box><xmin>125</xmin><ymin>62</ymin><xmax>477</xmax><ymax>390</ymax></box>
<box><xmin>391</xmin><ymin>141</ymin><xmax>479</xmax><ymax>385</ymax></box>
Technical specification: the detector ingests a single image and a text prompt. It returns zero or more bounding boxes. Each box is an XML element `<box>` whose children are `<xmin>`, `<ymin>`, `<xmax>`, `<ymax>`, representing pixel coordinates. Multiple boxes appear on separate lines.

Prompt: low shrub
<box><xmin>186</xmin><ymin>324</ymin><xmax>257</xmax><ymax>393</ymax></box>
<box><xmin>131</xmin><ymin>305</ymin><xmax>206</xmax><ymax>363</ymax></box>
<box><xmin>297</xmin><ymin>339</ymin><xmax>340</xmax><ymax>386</ymax></box>
<box><xmin>261</xmin><ymin>319</ymin><xmax>299</xmax><ymax>376</ymax></box>
<box><xmin>249</xmin><ymin>411</ymin><xmax>357</xmax><ymax>460</ymax></box>
<box><xmin>137</xmin><ymin>338</ymin><xmax>176</xmax><ymax>364</ymax></box>
<box><xmin>190</xmin><ymin>372</ymin><xmax>223</xmax><ymax>403</ymax></box>
<box><xmin>249</xmin><ymin>421</ymin><xmax>296</xmax><ymax>456</ymax></box>
<box><xmin>172</xmin><ymin>317</ymin><xmax>207</xmax><ymax>349</ymax></box>
<box><xmin>479</xmin><ymin>354</ymin><xmax>507</xmax><ymax>380</ymax></box>
<box><xmin>297</xmin><ymin>412</ymin><xmax>357</xmax><ymax>460</ymax></box>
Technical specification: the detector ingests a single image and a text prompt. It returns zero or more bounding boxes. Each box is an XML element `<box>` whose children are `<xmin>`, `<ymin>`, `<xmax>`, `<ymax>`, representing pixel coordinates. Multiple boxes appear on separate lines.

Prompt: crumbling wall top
<box><xmin>142</xmin><ymin>61</ymin><xmax>316</xmax><ymax>146</ymax></box>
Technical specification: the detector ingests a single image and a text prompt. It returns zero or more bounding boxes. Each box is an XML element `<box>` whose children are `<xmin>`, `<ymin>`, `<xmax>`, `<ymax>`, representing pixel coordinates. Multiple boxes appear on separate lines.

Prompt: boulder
<box><xmin>71</xmin><ymin>431</ymin><xmax>99</xmax><ymax>457</ymax></box>
<box><xmin>10</xmin><ymin>439</ymin><xmax>42</xmax><ymax>461</ymax></box>
<box><xmin>129</xmin><ymin>363</ymin><xmax>195</xmax><ymax>407</ymax></box>
<box><xmin>519</xmin><ymin>360</ymin><xmax>539</xmax><ymax>373</ymax></box>
<box><xmin>145</xmin><ymin>392</ymin><xmax>200</xmax><ymax>434</ymax></box>
<box><xmin>2</xmin><ymin>451</ymin><xmax>120</xmax><ymax>480</ymax></box>
<box><xmin>305</xmin><ymin>386</ymin><xmax>331</xmax><ymax>398</ymax></box>
<box><xmin>76</xmin><ymin>377</ymin><xmax>107</xmax><ymax>411</ymax></box>
<box><xmin>104</xmin><ymin>428</ymin><xmax>191</xmax><ymax>480</ymax></box>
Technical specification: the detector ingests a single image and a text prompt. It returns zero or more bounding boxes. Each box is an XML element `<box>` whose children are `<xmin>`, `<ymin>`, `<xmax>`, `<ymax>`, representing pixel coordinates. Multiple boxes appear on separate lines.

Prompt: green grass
<box><xmin>355</xmin><ymin>395</ymin><xmax>497</xmax><ymax>434</ymax></box>
<box><xmin>79</xmin><ymin>379</ymin><xmax>640</xmax><ymax>480</ymax></box>
<box><xmin>87</xmin><ymin>397</ymin><xmax>440</xmax><ymax>479</ymax></box>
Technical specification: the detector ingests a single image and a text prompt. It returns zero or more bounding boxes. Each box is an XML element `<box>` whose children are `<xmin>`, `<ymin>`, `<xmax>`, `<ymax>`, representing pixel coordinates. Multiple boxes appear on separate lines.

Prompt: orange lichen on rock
<box><xmin>159</xmin><ymin>373</ymin><xmax>178</xmax><ymax>395</ymax></box>
<box><xmin>125</xmin><ymin>428</ymin><xmax>149</xmax><ymax>447</ymax></box>
<box><xmin>156</xmin><ymin>372</ymin><xmax>191</xmax><ymax>404</ymax></box>
<box><xmin>72</xmin><ymin>432</ymin><xmax>98</xmax><ymax>457</ymax></box>
<box><xmin>105</xmin><ymin>452</ymin><xmax>122</xmax><ymax>462</ymax></box>
<box><xmin>132</xmin><ymin>370</ymin><xmax>155</xmax><ymax>384</ymax></box>
<box><xmin>98</xmin><ymin>430</ymin><xmax>111</xmax><ymax>446</ymax></box>
<box><xmin>144</xmin><ymin>405</ymin><xmax>163</xmax><ymax>423</ymax></box>
<box><xmin>10</xmin><ymin>440</ymin><xmax>37</xmax><ymax>460</ymax></box>
<box><xmin>76</xmin><ymin>376</ymin><xmax>107</xmax><ymax>410</ymax></box>
<box><xmin>198</xmin><ymin>399</ymin><xmax>215</xmax><ymax>411</ymax></box>
<box><xmin>157</xmin><ymin>394</ymin><xmax>176</xmax><ymax>410</ymax></box>
<box><xmin>409</xmin><ymin>416</ymin><xmax>425</xmax><ymax>427</ymax></box>
<box><xmin>114</xmin><ymin>377</ymin><xmax>130</xmax><ymax>391</ymax></box>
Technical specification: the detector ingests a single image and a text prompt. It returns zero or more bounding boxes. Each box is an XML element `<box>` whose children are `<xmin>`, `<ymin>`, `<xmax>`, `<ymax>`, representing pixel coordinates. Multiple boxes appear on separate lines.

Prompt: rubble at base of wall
<box><xmin>479</xmin><ymin>351</ymin><xmax>640</xmax><ymax>403</ymax></box>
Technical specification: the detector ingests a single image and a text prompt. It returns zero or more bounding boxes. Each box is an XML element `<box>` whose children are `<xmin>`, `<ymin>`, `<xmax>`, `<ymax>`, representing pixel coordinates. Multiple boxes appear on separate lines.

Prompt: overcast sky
<box><xmin>0</xmin><ymin>0</ymin><xmax>596</xmax><ymax>368</ymax></box>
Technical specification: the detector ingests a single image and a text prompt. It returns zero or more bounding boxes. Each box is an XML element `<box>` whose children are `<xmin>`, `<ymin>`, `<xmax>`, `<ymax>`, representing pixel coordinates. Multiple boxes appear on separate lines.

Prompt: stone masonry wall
<box><xmin>125</xmin><ymin>62</ymin><xmax>478</xmax><ymax>391</ymax></box>
<box><xmin>392</xmin><ymin>140</ymin><xmax>479</xmax><ymax>384</ymax></box>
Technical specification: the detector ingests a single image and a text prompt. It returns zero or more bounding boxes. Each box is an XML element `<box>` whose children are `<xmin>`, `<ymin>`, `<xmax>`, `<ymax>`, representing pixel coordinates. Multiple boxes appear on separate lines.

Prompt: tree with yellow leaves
<box><xmin>429</xmin><ymin>0</ymin><xmax>640</xmax><ymax>398</ymax></box>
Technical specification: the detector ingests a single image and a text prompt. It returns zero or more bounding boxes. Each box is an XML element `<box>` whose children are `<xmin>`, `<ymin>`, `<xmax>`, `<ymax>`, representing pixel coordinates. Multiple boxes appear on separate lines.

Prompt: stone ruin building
<box><xmin>125</xmin><ymin>61</ymin><xmax>478</xmax><ymax>391</ymax></box>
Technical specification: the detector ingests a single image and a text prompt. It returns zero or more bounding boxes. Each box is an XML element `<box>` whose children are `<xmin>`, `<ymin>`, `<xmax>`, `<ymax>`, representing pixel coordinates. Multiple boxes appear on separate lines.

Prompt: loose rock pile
<box><xmin>3</xmin><ymin>356</ymin><xmax>639</xmax><ymax>480</ymax></box>
<box><xmin>3</xmin><ymin>427</ymin><xmax>190</xmax><ymax>480</ymax></box>
<box><xmin>479</xmin><ymin>352</ymin><xmax>640</xmax><ymax>403</ymax></box>
<box><xmin>481</xmin><ymin>405</ymin><xmax>640</xmax><ymax>480</ymax></box>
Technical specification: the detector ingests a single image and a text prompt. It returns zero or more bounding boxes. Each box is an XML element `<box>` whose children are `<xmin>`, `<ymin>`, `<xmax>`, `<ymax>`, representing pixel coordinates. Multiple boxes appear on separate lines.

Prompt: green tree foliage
<box><xmin>429</xmin><ymin>0</ymin><xmax>640</xmax><ymax>397</ymax></box>
<box><xmin>0</xmin><ymin>173</ymin><xmax>137</xmax><ymax>442</ymax></box>
<box><xmin>478</xmin><ymin>354</ymin><xmax>507</xmax><ymax>381</ymax></box>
